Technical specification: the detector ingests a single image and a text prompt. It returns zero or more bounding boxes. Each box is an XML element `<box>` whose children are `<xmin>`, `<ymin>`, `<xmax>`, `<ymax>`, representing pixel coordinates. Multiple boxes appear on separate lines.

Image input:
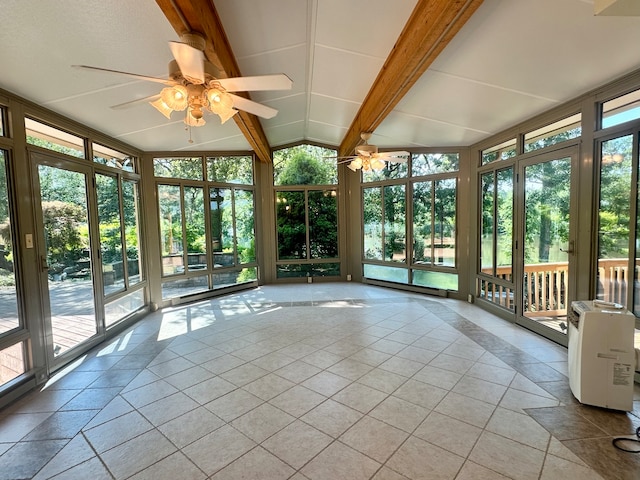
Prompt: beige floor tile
<box><xmin>231</xmin><ymin>402</ymin><xmax>295</xmax><ymax>443</ymax></box>
<box><xmin>469</xmin><ymin>431</ymin><xmax>546</xmax><ymax>480</ymax></box>
<box><xmin>127</xmin><ymin>451</ymin><xmax>206</xmax><ymax>480</ymax></box>
<box><xmin>301</xmin><ymin>399</ymin><xmax>363</xmax><ymax>438</ymax></box>
<box><xmin>370</xmin><ymin>395</ymin><xmax>429</xmax><ymax>433</ymax></box>
<box><xmin>340</xmin><ymin>416</ymin><xmax>408</xmax><ymax>462</ymax></box>
<box><xmin>242</xmin><ymin>373</ymin><xmax>295</xmax><ymax>400</ymax></box>
<box><xmin>182</xmin><ymin>424</ymin><xmax>256</xmax><ymax>476</ymax></box>
<box><xmin>455</xmin><ymin>460</ymin><xmax>511</xmax><ymax>479</ymax></box>
<box><xmin>32</xmin><ymin>435</ymin><xmax>95</xmax><ymax>480</ymax></box>
<box><xmin>100</xmin><ymin>429</ymin><xmax>177</xmax><ymax>479</ymax></box>
<box><xmin>371</xmin><ymin>466</ymin><xmax>411</xmax><ymax>480</ymax></box>
<box><xmin>412</xmin><ymin>364</ymin><xmax>462</xmax><ymax>390</ymax></box>
<box><xmin>392</xmin><ymin>378</ymin><xmax>447</xmax><ymax>410</ymax></box>
<box><xmin>204</xmin><ymin>388</ymin><xmax>263</xmax><ymax>422</ymax></box>
<box><xmin>211</xmin><ymin>446</ymin><xmax>295</xmax><ymax>479</ymax></box>
<box><xmin>138</xmin><ymin>391</ymin><xmax>200</xmax><ymax>426</ymax></box>
<box><xmin>452</xmin><ymin>375</ymin><xmax>508</xmax><ymax>405</ymax></box>
<box><xmin>434</xmin><ymin>391</ymin><xmax>496</xmax><ymax>428</ymax></box>
<box><xmin>301</xmin><ymin>371</ymin><xmax>351</xmax><ymax>396</ymax></box>
<box><xmin>48</xmin><ymin>457</ymin><xmax>112</xmax><ymax>480</ymax></box>
<box><xmin>386</xmin><ymin>435</ymin><xmax>465</xmax><ymax>480</ymax></box>
<box><xmin>414</xmin><ymin>411</ymin><xmax>483</xmax><ymax>457</ymax></box>
<box><xmin>301</xmin><ymin>441</ymin><xmax>381</xmax><ymax>480</ymax></box>
<box><xmin>157</xmin><ymin>406</ymin><xmax>225</xmax><ymax>449</ymax></box>
<box><xmin>498</xmin><ymin>388</ymin><xmax>560</xmax><ymax>414</ymax></box>
<box><xmin>466</xmin><ymin>361</ymin><xmax>516</xmax><ymax>386</ymax></box>
<box><xmin>332</xmin><ymin>382</ymin><xmax>388</xmax><ymax>413</ymax></box>
<box><xmin>218</xmin><ymin>363</ymin><xmax>269</xmax><ymax>387</ymax></box>
<box><xmin>262</xmin><ymin>420</ymin><xmax>333</xmax><ymax>469</ymax></box>
<box><xmin>327</xmin><ymin>358</ymin><xmax>373</xmax><ymax>380</ymax></box>
<box><xmin>274</xmin><ymin>360</ymin><xmax>323</xmax><ymax>383</ymax></box>
<box><xmin>540</xmin><ymin>454</ymin><xmax>606</xmax><ymax>480</ymax></box>
<box><xmin>83</xmin><ymin>410</ymin><xmax>152</xmax><ymax>453</ymax></box>
<box><xmin>357</xmin><ymin>368</ymin><xmax>408</xmax><ymax>394</ymax></box>
<box><xmin>486</xmin><ymin>407</ymin><xmax>550</xmax><ymax>450</ymax></box>
<box><xmin>301</xmin><ymin>350</ymin><xmax>343</xmax><ymax>369</ymax></box>
<box><xmin>269</xmin><ymin>385</ymin><xmax>326</xmax><ymax>417</ymax></box>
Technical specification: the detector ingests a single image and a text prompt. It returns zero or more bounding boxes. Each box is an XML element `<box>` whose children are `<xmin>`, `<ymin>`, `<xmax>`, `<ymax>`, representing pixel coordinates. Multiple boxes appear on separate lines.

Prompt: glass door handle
<box><xmin>40</xmin><ymin>256</ymin><xmax>49</xmax><ymax>272</ymax></box>
<box><xmin>559</xmin><ymin>241</ymin><xmax>574</xmax><ymax>254</ymax></box>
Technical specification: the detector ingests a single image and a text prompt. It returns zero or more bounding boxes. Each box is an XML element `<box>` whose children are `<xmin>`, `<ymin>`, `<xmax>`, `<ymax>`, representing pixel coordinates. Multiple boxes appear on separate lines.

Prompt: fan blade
<box><xmin>110</xmin><ymin>94</ymin><xmax>160</xmax><ymax>110</ymax></box>
<box><xmin>169</xmin><ymin>41</ymin><xmax>205</xmax><ymax>84</ymax></box>
<box><xmin>229</xmin><ymin>94</ymin><xmax>278</xmax><ymax>119</ymax></box>
<box><xmin>72</xmin><ymin>65</ymin><xmax>175</xmax><ymax>85</ymax></box>
<box><xmin>217</xmin><ymin>74</ymin><xmax>293</xmax><ymax>92</ymax></box>
<box><xmin>337</xmin><ymin>158</ymin><xmax>359</xmax><ymax>164</ymax></box>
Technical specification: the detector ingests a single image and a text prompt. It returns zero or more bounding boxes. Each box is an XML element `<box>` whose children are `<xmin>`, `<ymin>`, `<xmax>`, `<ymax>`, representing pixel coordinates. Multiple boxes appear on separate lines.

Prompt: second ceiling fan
<box><xmin>330</xmin><ymin>133</ymin><xmax>410</xmax><ymax>172</ymax></box>
<box><xmin>74</xmin><ymin>32</ymin><xmax>292</xmax><ymax>127</ymax></box>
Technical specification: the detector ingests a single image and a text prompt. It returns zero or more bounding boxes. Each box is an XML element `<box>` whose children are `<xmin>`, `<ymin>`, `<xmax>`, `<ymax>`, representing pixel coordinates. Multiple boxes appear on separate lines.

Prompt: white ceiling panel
<box><xmin>0</xmin><ymin>0</ymin><xmax>639</xmax><ymax>153</ymax></box>
<box><xmin>213</xmin><ymin>0</ymin><xmax>307</xmax><ymax>57</ymax></box>
<box><xmin>315</xmin><ymin>0</ymin><xmax>418</xmax><ymax>57</ymax></box>
<box><xmin>311</xmin><ymin>45</ymin><xmax>384</xmax><ymax>101</ymax></box>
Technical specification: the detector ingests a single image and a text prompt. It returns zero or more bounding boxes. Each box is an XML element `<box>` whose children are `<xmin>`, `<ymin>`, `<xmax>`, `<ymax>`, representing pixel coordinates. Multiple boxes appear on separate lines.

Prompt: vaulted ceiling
<box><xmin>1</xmin><ymin>0</ymin><xmax>640</xmax><ymax>162</ymax></box>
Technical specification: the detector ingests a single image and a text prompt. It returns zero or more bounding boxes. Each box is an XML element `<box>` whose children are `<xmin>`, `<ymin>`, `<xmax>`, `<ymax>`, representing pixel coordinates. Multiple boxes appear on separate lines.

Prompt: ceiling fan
<box><xmin>73</xmin><ymin>32</ymin><xmax>292</xmax><ymax>127</ymax></box>
<box><xmin>330</xmin><ymin>133</ymin><xmax>410</xmax><ymax>172</ymax></box>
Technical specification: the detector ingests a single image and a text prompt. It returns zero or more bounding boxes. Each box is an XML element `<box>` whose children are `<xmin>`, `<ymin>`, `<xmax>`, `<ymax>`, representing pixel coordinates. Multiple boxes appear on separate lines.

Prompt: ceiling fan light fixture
<box><xmin>184</xmin><ymin>108</ymin><xmax>206</xmax><ymax>126</ymax></box>
<box><xmin>218</xmin><ymin>107</ymin><xmax>238</xmax><ymax>124</ymax></box>
<box><xmin>161</xmin><ymin>85</ymin><xmax>188</xmax><ymax>111</ymax></box>
<box><xmin>371</xmin><ymin>158</ymin><xmax>386</xmax><ymax>171</ymax></box>
<box><xmin>150</xmin><ymin>98</ymin><xmax>173</xmax><ymax>119</ymax></box>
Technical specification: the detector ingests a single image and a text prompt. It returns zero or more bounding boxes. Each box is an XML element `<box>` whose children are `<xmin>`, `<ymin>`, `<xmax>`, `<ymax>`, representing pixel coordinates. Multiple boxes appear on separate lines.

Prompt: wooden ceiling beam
<box><xmin>339</xmin><ymin>0</ymin><xmax>484</xmax><ymax>157</ymax></box>
<box><xmin>155</xmin><ymin>0</ymin><xmax>272</xmax><ymax>163</ymax></box>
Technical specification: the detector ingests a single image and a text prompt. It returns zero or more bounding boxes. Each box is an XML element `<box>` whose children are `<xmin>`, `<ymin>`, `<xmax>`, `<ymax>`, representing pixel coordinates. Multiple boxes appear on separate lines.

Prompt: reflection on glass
<box><xmin>384</xmin><ymin>185</ymin><xmax>406</xmax><ymax>263</ymax></box>
<box><xmin>122</xmin><ymin>180</ymin><xmax>143</xmax><ymax>286</ymax></box>
<box><xmin>598</xmin><ymin>135</ymin><xmax>633</xmax><ymax>306</ymax></box>
<box><xmin>161</xmin><ymin>275</ymin><xmax>209</xmax><ymax>300</ymax></box>
<box><xmin>413</xmin><ymin>270</ymin><xmax>458</xmax><ymax>290</ymax></box>
<box><xmin>153</xmin><ymin>157</ymin><xmax>203</xmax><ymax>180</ymax></box>
<box><xmin>158</xmin><ymin>184</ymin><xmax>183</xmax><ymax>275</ymax></box>
<box><xmin>480</xmin><ymin>172</ymin><xmax>495</xmax><ymax>273</ymax></box>
<box><xmin>0</xmin><ymin>342</ymin><xmax>25</xmax><ymax>386</ymax></box>
<box><xmin>413</xmin><ymin>182</ymin><xmax>432</xmax><ymax>264</ymax></box>
<box><xmin>207</xmin><ymin>155</ymin><xmax>253</xmax><ymax>184</ymax></box>
<box><xmin>363</xmin><ymin>187</ymin><xmax>382</xmax><ymax>260</ymax></box>
<box><xmin>309</xmin><ymin>190</ymin><xmax>338</xmax><ymax>259</ymax></box>
<box><xmin>210</xmin><ymin>187</ymin><xmax>232</xmax><ymax>259</ymax></box>
<box><xmin>235</xmin><ymin>189</ymin><xmax>256</xmax><ymax>265</ymax></box>
<box><xmin>96</xmin><ymin>173</ymin><xmax>125</xmax><ymax>296</ymax></box>
<box><xmin>0</xmin><ymin>151</ymin><xmax>19</xmax><ymax>336</ymax></box>
<box><xmin>184</xmin><ymin>186</ymin><xmax>205</xmax><ymax>273</ymax></box>
<box><xmin>104</xmin><ymin>289</ymin><xmax>144</xmax><ymax>326</ymax></box>
<box><xmin>276</xmin><ymin>191</ymin><xmax>306</xmax><ymax>260</ymax></box>
<box><xmin>363</xmin><ymin>264</ymin><xmax>408</xmax><ymax>283</ymax></box>
<box><xmin>523</xmin><ymin>158</ymin><xmax>571</xmax><ymax>318</ymax></box>
<box><xmin>276</xmin><ymin>263</ymin><xmax>340</xmax><ymax>279</ymax></box>
<box><xmin>434</xmin><ymin>179</ymin><xmax>456</xmax><ymax>267</ymax></box>
<box><xmin>412</xmin><ymin>153</ymin><xmax>459</xmax><ymax>176</ymax></box>
<box><xmin>38</xmin><ymin>164</ymin><xmax>97</xmax><ymax>356</ymax></box>
<box><xmin>496</xmin><ymin>168</ymin><xmax>513</xmax><ymax>278</ymax></box>
<box><xmin>363</xmin><ymin>160</ymin><xmax>408</xmax><ymax>183</ymax></box>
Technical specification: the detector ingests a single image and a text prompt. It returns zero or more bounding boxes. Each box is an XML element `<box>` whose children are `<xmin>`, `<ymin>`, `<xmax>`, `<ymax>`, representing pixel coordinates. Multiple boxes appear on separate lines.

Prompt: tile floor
<box><xmin>1</xmin><ymin>283</ymin><xmax>639</xmax><ymax>479</ymax></box>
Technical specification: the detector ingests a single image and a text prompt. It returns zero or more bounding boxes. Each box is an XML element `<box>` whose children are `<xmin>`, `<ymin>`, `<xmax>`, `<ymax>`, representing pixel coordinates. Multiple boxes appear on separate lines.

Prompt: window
<box><xmin>0</xmin><ymin>106</ymin><xmax>6</xmax><ymax>137</ymax></box>
<box><xmin>25</xmin><ymin>118</ymin><xmax>85</xmax><ymax>158</ymax></box>
<box><xmin>0</xmin><ymin>150</ymin><xmax>20</xmax><ymax>336</ymax></box>
<box><xmin>596</xmin><ymin>135</ymin><xmax>633</xmax><ymax>306</ymax></box>
<box><xmin>93</xmin><ymin>143</ymin><xmax>136</xmax><ymax>172</ymax></box>
<box><xmin>482</xmin><ymin>139</ymin><xmax>516</xmax><ymax>165</ymax></box>
<box><xmin>363</xmin><ymin>185</ymin><xmax>406</xmax><ymax>263</ymax></box>
<box><xmin>602</xmin><ymin>89</ymin><xmax>640</xmax><ymax>129</ymax></box>
<box><xmin>524</xmin><ymin>114</ymin><xmax>581</xmax><ymax>153</ymax></box>
<box><xmin>207</xmin><ymin>155</ymin><xmax>253</xmax><ymax>184</ymax></box>
<box><xmin>154</xmin><ymin>157</ymin><xmax>203</xmax><ymax>180</ymax></box>
<box><xmin>273</xmin><ymin>145</ymin><xmax>339</xmax><ymax>279</ymax></box>
<box><xmin>479</xmin><ymin>167</ymin><xmax>514</xmax><ymax>310</ymax></box>
<box><xmin>155</xmin><ymin>155</ymin><xmax>258</xmax><ymax>299</ymax></box>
